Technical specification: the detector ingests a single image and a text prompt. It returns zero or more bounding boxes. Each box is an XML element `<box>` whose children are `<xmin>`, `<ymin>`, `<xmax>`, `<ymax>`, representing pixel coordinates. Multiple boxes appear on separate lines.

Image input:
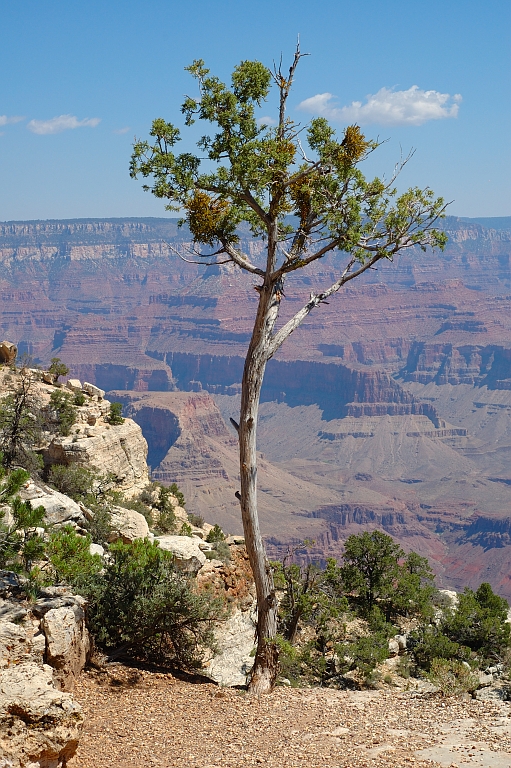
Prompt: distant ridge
<box><xmin>461</xmin><ymin>216</ymin><xmax>511</xmax><ymax>230</ymax></box>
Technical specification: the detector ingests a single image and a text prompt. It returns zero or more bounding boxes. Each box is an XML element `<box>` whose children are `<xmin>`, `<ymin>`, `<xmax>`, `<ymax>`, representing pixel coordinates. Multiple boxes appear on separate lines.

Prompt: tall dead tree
<box><xmin>130</xmin><ymin>45</ymin><xmax>448</xmax><ymax>693</ymax></box>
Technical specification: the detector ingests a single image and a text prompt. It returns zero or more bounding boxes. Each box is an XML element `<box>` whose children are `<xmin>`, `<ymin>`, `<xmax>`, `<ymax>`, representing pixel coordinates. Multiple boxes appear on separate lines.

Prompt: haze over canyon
<box><xmin>1</xmin><ymin>215</ymin><xmax>511</xmax><ymax>597</ymax></box>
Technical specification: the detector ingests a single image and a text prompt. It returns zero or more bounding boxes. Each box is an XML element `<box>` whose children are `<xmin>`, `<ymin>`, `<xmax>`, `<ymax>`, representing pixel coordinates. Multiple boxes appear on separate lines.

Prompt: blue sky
<box><xmin>1</xmin><ymin>0</ymin><xmax>509</xmax><ymax>221</ymax></box>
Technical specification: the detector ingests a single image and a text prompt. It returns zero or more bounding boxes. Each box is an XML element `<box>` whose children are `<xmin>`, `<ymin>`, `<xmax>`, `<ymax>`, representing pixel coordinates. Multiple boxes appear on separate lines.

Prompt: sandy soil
<box><xmin>69</xmin><ymin>665</ymin><xmax>511</xmax><ymax>768</ymax></box>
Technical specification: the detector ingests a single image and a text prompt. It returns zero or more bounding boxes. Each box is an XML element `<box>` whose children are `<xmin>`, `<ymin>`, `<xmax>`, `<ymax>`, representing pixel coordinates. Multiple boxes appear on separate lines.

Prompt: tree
<box><xmin>130</xmin><ymin>46</ymin><xmax>447</xmax><ymax>692</ymax></box>
<box><xmin>341</xmin><ymin>530</ymin><xmax>403</xmax><ymax>617</ymax></box>
<box><xmin>0</xmin><ymin>367</ymin><xmax>43</xmax><ymax>470</ymax></box>
<box><xmin>48</xmin><ymin>357</ymin><xmax>69</xmax><ymax>383</ymax></box>
<box><xmin>48</xmin><ymin>390</ymin><xmax>77</xmax><ymax>436</ymax></box>
<box><xmin>107</xmin><ymin>402</ymin><xmax>125</xmax><ymax>425</ymax></box>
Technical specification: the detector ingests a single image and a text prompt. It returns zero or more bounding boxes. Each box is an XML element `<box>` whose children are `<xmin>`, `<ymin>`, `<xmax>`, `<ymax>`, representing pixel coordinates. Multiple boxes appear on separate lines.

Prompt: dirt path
<box><xmin>69</xmin><ymin>666</ymin><xmax>511</xmax><ymax>768</ymax></box>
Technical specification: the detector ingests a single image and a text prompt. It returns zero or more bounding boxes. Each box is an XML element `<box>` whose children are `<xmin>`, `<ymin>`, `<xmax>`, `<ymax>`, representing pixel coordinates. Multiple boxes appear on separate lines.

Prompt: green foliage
<box><xmin>210</xmin><ymin>540</ymin><xmax>231</xmax><ymax>563</ymax></box>
<box><xmin>107</xmin><ymin>402</ymin><xmax>125</xmax><ymax>425</ymax></box>
<box><xmin>188</xmin><ymin>512</ymin><xmax>204</xmax><ymax>528</ymax></box>
<box><xmin>131</xmin><ymin>53</ymin><xmax>447</xmax><ymax>270</ymax></box>
<box><xmin>342</xmin><ymin>633</ymin><xmax>390</xmax><ymax>682</ymax></box>
<box><xmin>410</xmin><ymin>628</ymin><xmax>465</xmax><ymax>671</ymax></box>
<box><xmin>442</xmin><ymin>583</ymin><xmax>510</xmax><ymax>661</ymax></box>
<box><xmin>341</xmin><ymin>531</ymin><xmax>404</xmax><ymax>616</ymax></box>
<box><xmin>273</xmin><ymin>551</ymin><xmax>346</xmax><ymax>644</ymax></box>
<box><xmin>0</xmin><ymin>467</ymin><xmax>46</xmax><ymax>587</ymax></box>
<box><xmin>151</xmin><ymin>486</ymin><xmax>175</xmax><ymax>533</ymax></box>
<box><xmin>341</xmin><ymin>531</ymin><xmax>435</xmax><ymax>622</ymax></box>
<box><xmin>0</xmin><ymin>369</ymin><xmax>43</xmax><ymax>471</ymax></box>
<box><xmin>169</xmin><ymin>482</ymin><xmax>185</xmax><ymax>507</ymax></box>
<box><xmin>206</xmin><ymin>524</ymin><xmax>225</xmax><ymax>543</ymax></box>
<box><xmin>427</xmin><ymin>658</ymin><xmax>479</xmax><ymax>697</ymax></box>
<box><xmin>46</xmin><ymin>525</ymin><xmax>102</xmax><ymax>586</ymax></box>
<box><xmin>49</xmin><ymin>390</ymin><xmax>77</xmax><ymax>437</ymax></box>
<box><xmin>81</xmin><ymin>538</ymin><xmax>222</xmax><ymax>667</ymax></box>
<box><xmin>48</xmin><ymin>358</ymin><xmax>69</xmax><ymax>382</ymax></box>
<box><xmin>179</xmin><ymin>521</ymin><xmax>193</xmax><ymax>537</ymax></box>
<box><xmin>73</xmin><ymin>392</ymin><xmax>86</xmax><ymax>406</ymax></box>
<box><xmin>48</xmin><ymin>463</ymin><xmax>97</xmax><ymax>500</ymax></box>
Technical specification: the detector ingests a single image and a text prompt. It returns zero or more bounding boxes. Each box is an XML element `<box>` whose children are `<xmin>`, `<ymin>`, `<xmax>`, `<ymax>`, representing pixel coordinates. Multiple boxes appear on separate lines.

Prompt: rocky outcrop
<box><xmin>0</xmin><ymin>582</ymin><xmax>89</xmax><ymax>767</ymax></box>
<box><xmin>0</xmin><ymin>663</ymin><xmax>83</xmax><ymax>768</ymax></box>
<box><xmin>155</xmin><ymin>535</ymin><xmax>206</xmax><ymax>573</ymax></box>
<box><xmin>20</xmin><ymin>481</ymin><xmax>88</xmax><ymax>530</ymax></box>
<box><xmin>0</xmin><ymin>341</ymin><xmax>16</xmax><ymax>365</ymax></box>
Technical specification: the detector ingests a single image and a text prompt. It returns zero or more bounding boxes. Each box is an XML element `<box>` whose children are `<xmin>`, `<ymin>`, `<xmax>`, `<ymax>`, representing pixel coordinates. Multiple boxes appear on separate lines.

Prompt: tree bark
<box><xmin>239</xmin><ymin>284</ymin><xmax>280</xmax><ymax>694</ymax></box>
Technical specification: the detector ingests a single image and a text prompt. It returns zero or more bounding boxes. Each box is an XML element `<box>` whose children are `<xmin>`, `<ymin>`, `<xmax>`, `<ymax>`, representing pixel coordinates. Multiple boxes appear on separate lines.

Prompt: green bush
<box><xmin>188</xmin><ymin>512</ymin><xmax>204</xmax><ymax>528</ymax></box>
<box><xmin>153</xmin><ymin>486</ymin><xmax>176</xmax><ymax>533</ymax></box>
<box><xmin>211</xmin><ymin>540</ymin><xmax>231</xmax><ymax>563</ymax></box>
<box><xmin>442</xmin><ymin>583</ymin><xmax>510</xmax><ymax>662</ymax></box>
<box><xmin>48</xmin><ymin>464</ymin><xmax>97</xmax><ymax>500</ymax></box>
<box><xmin>206</xmin><ymin>524</ymin><xmax>225</xmax><ymax>543</ymax></box>
<box><xmin>428</xmin><ymin>658</ymin><xmax>479</xmax><ymax>697</ymax></box>
<box><xmin>81</xmin><ymin>539</ymin><xmax>222</xmax><ymax>667</ymax></box>
<box><xmin>107</xmin><ymin>402</ymin><xmax>125</xmax><ymax>425</ymax></box>
<box><xmin>74</xmin><ymin>392</ymin><xmax>86</xmax><ymax>406</ymax></box>
<box><xmin>179</xmin><ymin>521</ymin><xmax>193</xmax><ymax>537</ymax></box>
<box><xmin>410</xmin><ymin>628</ymin><xmax>465</xmax><ymax>671</ymax></box>
<box><xmin>169</xmin><ymin>482</ymin><xmax>185</xmax><ymax>507</ymax></box>
<box><xmin>48</xmin><ymin>358</ymin><xmax>69</xmax><ymax>382</ymax></box>
<box><xmin>49</xmin><ymin>390</ymin><xmax>77</xmax><ymax>436</ymax></box>
<box><xmin>47</xmin><ymin>525</ymin><xmax>102</xmax><ymax>586</ymax></box>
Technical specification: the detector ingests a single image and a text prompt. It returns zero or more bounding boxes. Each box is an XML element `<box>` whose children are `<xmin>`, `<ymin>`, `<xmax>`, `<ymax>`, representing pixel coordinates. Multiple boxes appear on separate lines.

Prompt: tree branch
<box><xmin>223</xmin><ymin>243</ymin><xmax>265</xmax><ymax>275</ymax></box>
<box><xmin>267</xmin><ymin>254</ymin><xmax>386</xmax><ymax>357</ymax></box>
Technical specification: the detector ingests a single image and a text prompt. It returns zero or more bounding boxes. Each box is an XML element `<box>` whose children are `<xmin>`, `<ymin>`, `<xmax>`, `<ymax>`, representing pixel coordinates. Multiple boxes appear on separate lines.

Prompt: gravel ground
<box><xmin>69</xmin><ymin>666</ymin><xmax>511</xmax><ymax>768</ymax></box>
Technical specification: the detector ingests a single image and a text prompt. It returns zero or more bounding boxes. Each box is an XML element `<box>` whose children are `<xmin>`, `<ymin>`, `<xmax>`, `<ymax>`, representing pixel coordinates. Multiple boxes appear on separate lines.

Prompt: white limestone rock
<box><xmin>82</xmin><ymin>381</ymin><xmax>105</xmax><ymax>399</ymax></box>
<box><xmin>203</xmin><ymin>604</ymin><xmax>257</xmax><ymax>687</ymax></box>
<box><xmin>20</xmin><ymin>482</ymin><xmax>86</xmax><ymax>528</ymax></box>
<box><xmin>65</xmin><ymin>379</ymin><xmax>82</xmax><ymax>393</ymax></box>
<box><xmin>155</xmin><ymin>535</ymin><xmax>206</xmax><ymax>573</ymax></box>
<box><xmin>41</xmin><ymin>604</ymin><xmax>90</xmax><ymax>692</ymax></box>
<box><xmin>0</xmin><ymin>662</ymin><xmax>83</xmax><ymax>768</ymax></box>
<box><xmin>109</xmin><ymin>506</ymin><xmax>150</xmax><ymax>544</ymax></box>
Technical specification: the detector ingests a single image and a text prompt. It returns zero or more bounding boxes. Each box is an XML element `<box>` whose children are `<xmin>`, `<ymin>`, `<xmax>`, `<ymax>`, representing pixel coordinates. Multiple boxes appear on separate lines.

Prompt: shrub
<box><xmin>83</xmin><ymin>503</ymin><xmax>112</xmax><ymax>546</ymax></box>
<box><xmin>169</xmin><ymin>482</ymin><xmax>185</xmax><ymax>507</ymax></box>
<box><xmin>49</xmin><ymin>390</ymin><xmax>77</xmax><ymax>436</ymax></box>
<box><xmin>428</xmin><ymin>658</ymin><xmax>479</xmax><ymax>697</ymax></box>
<box><xmin>107</xmin><ymin>402</ymin><xmax>125</xmax><ymax>425</ymax></box>
<box><xmin>47</xmin><ymin>525</ymin><xmax>102</xmax><ymax>586</ymax></box>
<box><xmin>211</xmin><ymin>540</ymin><xmax>231</xmax><ymax>563</ymax></box>
<box><xmin>48</xmin><ymin>464</ymin><xmax>97</xmax><ymax>500</ymax></box>
<box><xmin>188</xmin><ymin>512</ymin><xmax>204</xmax><ymax>528</ymax></box>
<box><xmin>179</xmin><ymin>522</ymin><xmax>193</xmax><ymax>537</ymax></box>
<box><xmin>442</xmin><ymin>583</ymin><xmax>511</xmax><ymax>662</ymax></box>
<box><xmin>74</xmin><ymin>392</ymin><xmax>86</xmax><ymax>406</ymax></box>
<box><xmin>153</xmin><ymin>486</ymin><xmax>176</xmax><ymax>533</ymax></box>
<box><xmin>82</xmin><ymin>539</ymin><xmax>222</xmax><ymax>667</ymax></box>
<box><xmin>48</xmin><ymin>357</ymin><xmax>69</xmax><ymax>382</ymax></box>
<box><xmin>206</xmin><ymin>524</ymin><xmax>226</xmax><ymax>543</ymax></box>
<box><xmin>410</xmin><ymin>628</ymin><xmax>468</xmax><ymax>671</ymax></box>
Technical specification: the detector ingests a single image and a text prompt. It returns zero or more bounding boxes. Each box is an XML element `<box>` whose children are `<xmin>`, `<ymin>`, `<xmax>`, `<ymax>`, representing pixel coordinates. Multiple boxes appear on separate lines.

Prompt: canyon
<box><xmin>1</xmin><ymin>216</ymin><xmax>511</xmax><ymax>597</ymax></box>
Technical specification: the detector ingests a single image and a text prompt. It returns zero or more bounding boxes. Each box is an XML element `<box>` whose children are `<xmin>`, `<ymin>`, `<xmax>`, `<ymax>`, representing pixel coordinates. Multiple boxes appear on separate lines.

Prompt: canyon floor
<box><xmin>69</xmin><ymin>665</ymin><xmax>511</xmax><ymax>768</ymax></box>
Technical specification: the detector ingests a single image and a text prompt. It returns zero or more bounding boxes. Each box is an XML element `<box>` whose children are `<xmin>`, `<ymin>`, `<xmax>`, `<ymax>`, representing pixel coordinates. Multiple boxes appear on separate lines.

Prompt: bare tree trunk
<box><xmin>239</xmin><ymin>287</ymin><xmax>279</xmax><ymax>694</ymax></box>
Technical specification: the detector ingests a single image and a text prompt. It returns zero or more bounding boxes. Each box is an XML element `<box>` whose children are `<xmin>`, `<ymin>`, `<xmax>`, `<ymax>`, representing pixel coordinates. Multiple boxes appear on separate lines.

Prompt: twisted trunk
<box><xmin>239</xmin><ymin>278</ymin><xmax>280</xmax><ymax>694</ymax></box>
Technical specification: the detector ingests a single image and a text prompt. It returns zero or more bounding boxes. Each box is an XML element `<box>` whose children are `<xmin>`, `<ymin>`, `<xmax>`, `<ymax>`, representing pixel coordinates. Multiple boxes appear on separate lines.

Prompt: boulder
<box><xmin>20</xmin><ymin>482</ymin><xmax>87</xmax><ymax>528</ymax></box>
<box><xmin>155</xmin><ymin>535</ymin><xmax>206</xmax><ymax>573</ymax></box>
<box><xmin>388</xmin><ymin>638</ymin><xmax>400</xmax><ymax>657</ymax></box>
<box><xmin>41</xmin><ymin>604</ymin><xmax>90</xmax><ymax>692</ymax></box>
<box><xmin>109</xmin><ymin>506</ymin><xmax>150</xmax><ymax>544</ymax></box>
<box><xmin>203</xmin><ymin>604</ymin><xmax>257</xmax><ymax>687</ymax></box>
<box><xmin>82</xmin><ymin>381</ymin><xmax>105</xmax><ymax>399</ymax></box>
<box><xmin>0</xmin><ymin>662</ymin><xmax>83</xmax><ymax>768</ymax></box>
<box><xmin>0</xmin><ymin>341</ymin><xmax>17</xmax><ymax>365</ymax></box>
<box><xmin>0</xmin><ymin>620</ymin><xmax>46</xmax><ymax>667</ymax></box>
<box><xmin>89</xmin><ymin>542</ymin><xmax>105</xmax><ymax>557</ymax></box>
<box><xmin>395</xmin><ymin>634</ymin><xmax>408</xmax><ymax>652</ymax></box>
<box><xmin>65</xmin><ymin>379</ymin><xmax>82</xmax><ymax>393</ymax></box>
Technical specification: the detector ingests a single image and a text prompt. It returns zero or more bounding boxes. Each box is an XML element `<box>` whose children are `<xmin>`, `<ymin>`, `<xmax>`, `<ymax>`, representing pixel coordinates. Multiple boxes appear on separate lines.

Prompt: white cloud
<box><xmin>113</xmin><ymin>126</ymin><xmax>130</xmax><ymax>134</ymax></box>
<box><xmin>257</xmin><ymin>115</ymin><xmax>277</xmax><ymax>126</ymax></box>
<box><xmin>298</xmin><ymin>87</ymin><xmax>462</xmax><ymax>127</ymax></box>
<box><xmin>0</xmin><ymin>115</ymin><xmax>25</xmax><ymax>126</ymax></box>
<box><xmin>27</xmin><ymin>114</ymin><xmax>101</xmax><ymax>135</ymax></box>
